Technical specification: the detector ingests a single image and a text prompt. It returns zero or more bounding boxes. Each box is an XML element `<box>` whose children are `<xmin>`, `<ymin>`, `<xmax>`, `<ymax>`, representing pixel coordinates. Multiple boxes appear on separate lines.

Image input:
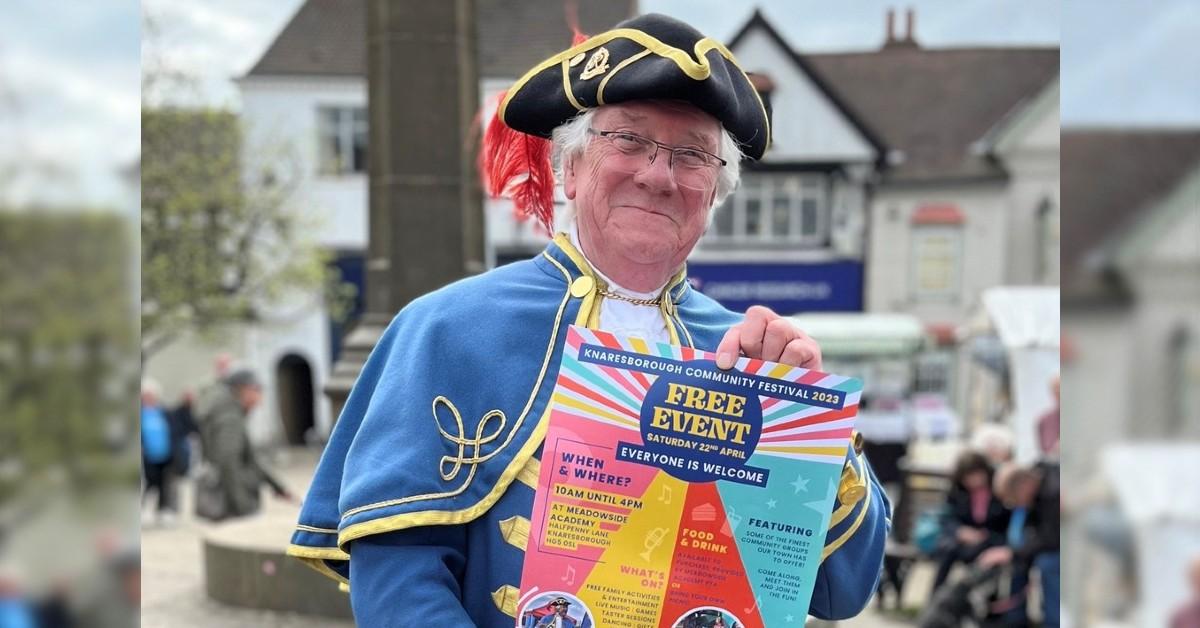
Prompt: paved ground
<box><xmin>140</xmin><ymin>447</ymin><xmax>353</xmax><ymax>628</ymax></box>
<box><xmin>141</xmin><ymin>446</ymin><xmax>925</xmax><ymax>627</ymax></box>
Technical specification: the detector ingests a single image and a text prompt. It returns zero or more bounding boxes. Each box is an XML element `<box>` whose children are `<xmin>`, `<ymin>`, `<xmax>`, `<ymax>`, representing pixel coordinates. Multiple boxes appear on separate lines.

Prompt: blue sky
<box><xmin>2</xmin><ymin>1</ymin><xmax>1198</xmax><ymax>208</ymax></box>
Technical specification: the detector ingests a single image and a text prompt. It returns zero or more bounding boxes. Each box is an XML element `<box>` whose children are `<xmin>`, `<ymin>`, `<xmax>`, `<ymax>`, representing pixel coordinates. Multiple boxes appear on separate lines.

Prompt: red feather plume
<box><xmin>480</xmin><ymin>90</ymin><xmax>555</xmax><ymax>235</ymax></box>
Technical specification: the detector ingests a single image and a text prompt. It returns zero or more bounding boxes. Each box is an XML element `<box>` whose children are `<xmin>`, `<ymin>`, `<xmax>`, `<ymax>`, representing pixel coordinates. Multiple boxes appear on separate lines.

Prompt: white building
<box><xmin>724</xmin><ymin>10</ymin><xmax>1059</xmax><ymax>426</ymax></box>
<box><xmin>1061</xmin><ymin>129</ymin><xmax>1200</xmax><ymax>456</ymax></box>
<box><xmin>1058</xmin><ymin>129</ymin><xmax>1200</xmax><ymax>625</ymax></box>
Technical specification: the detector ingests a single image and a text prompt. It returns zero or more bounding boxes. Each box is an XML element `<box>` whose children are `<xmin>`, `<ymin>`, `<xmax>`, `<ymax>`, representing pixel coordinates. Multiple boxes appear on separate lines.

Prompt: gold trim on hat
<box><xmin>560</xmin><ymin>59</ymin><xmax>586</xmax><ymax>111</ymax></box>
<box><xmin>499</xmin><ymin>28</ymin><xmax>771</xmax><ymax>153</ymax></box>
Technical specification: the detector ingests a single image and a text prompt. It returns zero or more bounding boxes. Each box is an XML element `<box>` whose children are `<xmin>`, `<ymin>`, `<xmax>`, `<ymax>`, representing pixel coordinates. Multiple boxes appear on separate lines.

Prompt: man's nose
<box><xmin>633</xmin><ymin>147</ymin><xmax>677</xmax><ymax>192</ymax></box>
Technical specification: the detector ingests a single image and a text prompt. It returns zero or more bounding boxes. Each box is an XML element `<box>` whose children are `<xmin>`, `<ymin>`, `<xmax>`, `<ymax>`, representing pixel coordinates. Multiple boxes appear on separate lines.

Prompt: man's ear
<box><xmin>563</xmin><ymin>155</ymin><xmax>577</xmax><ymax>200</ymax></box>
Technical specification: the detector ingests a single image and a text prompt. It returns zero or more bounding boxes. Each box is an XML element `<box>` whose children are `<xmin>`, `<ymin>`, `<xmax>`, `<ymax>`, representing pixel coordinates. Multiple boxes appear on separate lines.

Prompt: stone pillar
<box><xmin>325</xmin><ymin>0</ymin><xmax>484</xmax><ymax>422</ymax></box>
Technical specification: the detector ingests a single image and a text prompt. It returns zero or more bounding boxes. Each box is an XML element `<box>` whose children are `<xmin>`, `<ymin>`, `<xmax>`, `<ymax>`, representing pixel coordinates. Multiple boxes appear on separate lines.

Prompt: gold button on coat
<box><xmin>838</xmin><ymin>461</ymin><xmax>867</xmax><ymax>505</ymax></box>
<box><xmin>570</xmin><ymin>276</ymin><xmax>595</xmax><ymax>298</ymax></box>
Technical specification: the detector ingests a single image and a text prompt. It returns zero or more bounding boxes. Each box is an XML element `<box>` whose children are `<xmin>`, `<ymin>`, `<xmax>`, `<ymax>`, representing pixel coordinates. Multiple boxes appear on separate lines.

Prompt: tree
<box><xmin>140</xmin><ymin>108</ymin><xmax>340</xmax><ymax>358</ymax></box>
<box><xmin>0</xmin><ymin>212</ymin><xmax>138</xmax><ymax>497</ymax></box>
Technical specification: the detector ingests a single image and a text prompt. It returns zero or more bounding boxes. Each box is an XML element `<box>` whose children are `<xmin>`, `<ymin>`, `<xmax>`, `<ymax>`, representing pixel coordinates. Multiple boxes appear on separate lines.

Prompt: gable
<box><xmin>731</xmin><ymin>25</ymin><xmax>876</xmax><ymax>164</ymax></box>
<box><xmin>992</xmin><ymin>78</ymin><xmax>1060</xmax><ymax>155</ymax></box>
<box><xmin>1117</xmin><ymin>163</ymin><xmax>1200</xmax><ymax>268</ymax></box>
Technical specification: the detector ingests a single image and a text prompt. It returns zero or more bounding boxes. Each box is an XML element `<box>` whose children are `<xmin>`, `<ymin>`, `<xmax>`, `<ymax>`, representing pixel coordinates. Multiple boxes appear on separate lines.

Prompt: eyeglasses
<box><xmin>587</xmin><ymin>128</ymin><xmax>726</xmax><ymax>191</ymax></box>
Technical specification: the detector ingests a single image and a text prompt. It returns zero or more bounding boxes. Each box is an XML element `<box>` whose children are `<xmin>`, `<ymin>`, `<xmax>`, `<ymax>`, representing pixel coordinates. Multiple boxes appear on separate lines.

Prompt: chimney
<box><xmin>883</xmin><ymin>6</ymin><xmax>919</xmax><ymax>49</ymax></box>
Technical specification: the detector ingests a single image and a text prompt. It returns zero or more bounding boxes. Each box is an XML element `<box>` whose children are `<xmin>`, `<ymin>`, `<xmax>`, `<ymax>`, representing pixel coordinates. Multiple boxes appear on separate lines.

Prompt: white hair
<box><xmin>971</xmin><ymin>423</ymin><xmax>1014</xmax><ymax>462</ymax></box>
<box><xmin>550</xmin><ymin>107</ymin><xmax>744</xmax><ymax>227</ymax></box>
<box><xmin>141</xmin><ymin>377</ymin><xmax>162</xmax><ymax>400</ymax></box>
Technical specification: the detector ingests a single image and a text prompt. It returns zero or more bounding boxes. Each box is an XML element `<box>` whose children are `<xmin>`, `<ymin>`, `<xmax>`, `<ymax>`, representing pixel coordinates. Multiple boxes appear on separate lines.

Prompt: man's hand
<box><xmin>976</xmin><ymin>546</ymin><xmax>1014</xmax><ymax>568</ymax></box>
<box><xmin>956</xmin><ymin>526</ymin><xmax>988</xmax><ymax>545</ymax></box>
<box><xmin>716</xmin><ymin>306</ymin><xmax>822</xmax><ymax>370</ymax></box>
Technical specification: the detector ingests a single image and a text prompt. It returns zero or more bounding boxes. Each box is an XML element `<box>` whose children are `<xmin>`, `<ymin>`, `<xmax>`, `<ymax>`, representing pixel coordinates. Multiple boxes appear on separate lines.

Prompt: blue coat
<box><xmin>289</xmin><ymin>235</ymin><xmax>890</xmax><ymax>625</ymax></box>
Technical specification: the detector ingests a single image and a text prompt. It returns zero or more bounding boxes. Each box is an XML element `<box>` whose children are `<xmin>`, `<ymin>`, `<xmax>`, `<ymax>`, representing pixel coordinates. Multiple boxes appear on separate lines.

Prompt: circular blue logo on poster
<box><xmin>638</xmin><ymin>361</ymin><xmax>763</xmax><ymax>483</ymax></box>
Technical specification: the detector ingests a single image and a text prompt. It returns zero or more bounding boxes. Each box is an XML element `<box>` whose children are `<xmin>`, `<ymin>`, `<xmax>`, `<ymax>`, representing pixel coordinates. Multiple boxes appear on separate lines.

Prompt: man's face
<box><xmin>238</xmin><ymin>384</ymin><xmax>263</xmax><ymax>412</ymax></box>
<box><xmin>999</xmin><ymin>475</ymin><xmax>1036</xmax><ymax>509</ymax></box>
<box><xmin>565</xmin><ymin>100</ymin><xmax>721</xmax><ymax>274</ymax></box>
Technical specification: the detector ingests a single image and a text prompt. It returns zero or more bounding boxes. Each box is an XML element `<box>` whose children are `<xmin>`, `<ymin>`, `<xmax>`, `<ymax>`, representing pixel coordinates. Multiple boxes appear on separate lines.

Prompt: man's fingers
<box><xmin>738</xmin><ymin>306</ymin><xmax>772</xmax><ymax>360</ymax></box>
<box><xmin>719</xmin><ymin>308</ymin><xmax>823</xmax><ymax>371</ymax></box>
<box><xmin>780</xmin><ymin>336</ymin><xmax>822</xmax><ymax>370</ymax></box>
<box><xmin>716</xmin><ymin>325</ymin><xmax>742</xmax><ymax>369</ymax></box>
<box><xmin>761</xmin><ymin>318</ymin><xmax>797</xmax><ymax>363</ymax></box>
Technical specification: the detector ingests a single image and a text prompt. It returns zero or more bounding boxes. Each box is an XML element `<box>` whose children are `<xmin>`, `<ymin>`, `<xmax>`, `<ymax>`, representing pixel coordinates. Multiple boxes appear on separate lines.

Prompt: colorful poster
<box><xmin>515</xmin><ymin>326</ymin><xmax>862</xmax><ymax>628</ymax></box>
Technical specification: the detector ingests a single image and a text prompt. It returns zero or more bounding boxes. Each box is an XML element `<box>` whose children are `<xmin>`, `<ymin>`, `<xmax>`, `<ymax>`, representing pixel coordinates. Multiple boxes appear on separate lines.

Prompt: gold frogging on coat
<box><xmin>432</xmin><ymin>395</ymin><xmax>507</xmax><ymax>482</ymax></box>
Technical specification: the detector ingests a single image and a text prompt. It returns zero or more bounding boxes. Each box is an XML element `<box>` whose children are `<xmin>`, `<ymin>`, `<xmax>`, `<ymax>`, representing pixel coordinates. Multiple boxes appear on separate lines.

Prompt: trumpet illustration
<box><xmin>640</xmin><ymin>527</ymin><xmax>670</xmax><ymax>562</ymax></box>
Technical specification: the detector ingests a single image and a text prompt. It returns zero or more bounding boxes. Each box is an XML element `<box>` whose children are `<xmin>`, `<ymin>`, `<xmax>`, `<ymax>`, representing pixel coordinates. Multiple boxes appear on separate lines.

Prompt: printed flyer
<box><xmin>515</xmin><ymin>326</ymin><xmax>863</xmax><ymax>628</ymax></box>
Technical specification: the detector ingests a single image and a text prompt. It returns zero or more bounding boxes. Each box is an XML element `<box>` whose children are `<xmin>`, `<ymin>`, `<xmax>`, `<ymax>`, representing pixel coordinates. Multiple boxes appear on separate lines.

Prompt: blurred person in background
<box><xmin>195</xmin><ymin>369</ymin><xmax>293</xmax><ymax>520</ymax></box>
<box><xmin>980</xmin><ymin>462</ymin><xmax>1061</xmax><ymax>627</ymax></box>
<box><xmin>971</xmin><ymin>424</ymin><xmax>1015</xmax><ymax>468</ymax></box>
<box><xmin>931</xmin><ymin>451</ymin><xmax>1011</xmax><ymax>592</ymax></box>
<box><xmin>1171</xmin><ymin>555</ymin><xmax>1200</xmax><ymax>628</ymax></box>
<box><xmin>74</xmin><ymin>536</ymin><xmax>138</xmax><ymax>628</ymax></box>
<box><xmin>1037</xmin><ymin>375</ymin><xmax>1060</xmax><ymax>460</ymax></box>
<box><xmin>167</xmin><ymin>389</ymin><xmax>200</xmax><ymax>478</ymax></box>
<box><xmin>139</xmin><ymin>378</ymin><xmax>177</xmax><ymax>526</ymax></box>
<box><xmin>213</xmin><ymin>352</ymin><xmax>235</xmax><ymax>380</ymax></box>
<box><xmin>35</xmin><ymin>578</ymin><xmax>75</xmax><ymax>628</ymax></box>
<box><xmin>0</xmin><ymin>566</ymin><xmax>35</xmax><ymax>628</ymax></box>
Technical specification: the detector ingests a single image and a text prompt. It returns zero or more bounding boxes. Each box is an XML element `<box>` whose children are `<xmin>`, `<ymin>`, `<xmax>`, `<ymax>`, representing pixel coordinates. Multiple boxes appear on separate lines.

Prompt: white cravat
<box><xmin>569</xmin><ymin>224</ymin><xmax>671</xmax><ymax>345</ymax></box>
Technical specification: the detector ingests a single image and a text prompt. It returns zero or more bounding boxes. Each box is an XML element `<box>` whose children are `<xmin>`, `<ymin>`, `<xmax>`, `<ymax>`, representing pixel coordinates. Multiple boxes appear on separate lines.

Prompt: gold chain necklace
<box><xmin>598</xmin><ymin>288</ymin><xmax>662</xmax><ymax>307</ymax></box>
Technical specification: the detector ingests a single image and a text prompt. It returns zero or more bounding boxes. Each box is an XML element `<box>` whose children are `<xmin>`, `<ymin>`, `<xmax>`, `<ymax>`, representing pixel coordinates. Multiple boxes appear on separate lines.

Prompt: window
<box><xmin>317</xmin><ymin>106</ymin><xmax>368</xmax><ymax>175</ymax></box>
<box><xmin>911</xmin><ymin>226</ymin><xmax>961</xmax><ymax>300</ymax></box>
<box><xmin>1168</xmin><ymin>327</ymin><xmax>1198</xmax><ymax>436</ymax></box>
<box><xmin>1036</xmin><ymin>197</ymin><xmax>1059</xmax><ymax>283</ymax></box>
<box><xmin>706</xmin><ymin>173</ymin><xmax>829</xmax><ymax>247</ymax></box>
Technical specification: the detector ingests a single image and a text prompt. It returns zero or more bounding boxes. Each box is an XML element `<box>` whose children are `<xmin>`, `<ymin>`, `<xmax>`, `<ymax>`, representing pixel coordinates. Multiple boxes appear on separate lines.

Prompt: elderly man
<box><xmin>980</xmin><ymin>462</ymin><xmax>1061</xmax><ymax>626</ymax></box>
<box><xmin>195</xmin><ymin>369</ymin><xmax>292</xmax><ymax>520</ymax></box>
<box><xmin>289</xmin><ymin>13</ymin><xmax>888</xmax><ymax>626</ymax></box>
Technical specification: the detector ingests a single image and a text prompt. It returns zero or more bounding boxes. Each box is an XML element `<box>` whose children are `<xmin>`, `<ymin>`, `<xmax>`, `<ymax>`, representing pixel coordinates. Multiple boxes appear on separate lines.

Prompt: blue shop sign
<box><xmin>686</xmin><ymin>261</ymin><xmax>863</xmax><ymax>313</ymax></box>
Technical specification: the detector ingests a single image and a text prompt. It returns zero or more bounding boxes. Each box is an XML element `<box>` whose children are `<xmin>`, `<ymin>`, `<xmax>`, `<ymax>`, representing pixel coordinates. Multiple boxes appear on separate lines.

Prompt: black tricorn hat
<box><xmin>550</xmin><ymin>596</ymin><xmax>571</xmax><ymax>606</ymax></box>
<box><xmin>498</xmin><ymin>13</ymin><xmax>772</xmax><ymax>160</ymax></box>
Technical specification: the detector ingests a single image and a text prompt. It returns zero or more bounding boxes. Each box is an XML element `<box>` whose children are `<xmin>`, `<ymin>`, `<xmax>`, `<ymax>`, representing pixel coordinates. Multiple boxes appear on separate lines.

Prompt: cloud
<box><xmin>142</xmin><ymin>0</ymin><xmax>304</xmax><ymax>107</ymax></box>
<box><xmin>1062</xmin><ymin>0</ymin><xmax>1200</xmax><ymax>125</ymax></box>
<box><xmin>0</xmin><ymin>4</ymin><xmax>139</xmax><ymax>208</ymax></box>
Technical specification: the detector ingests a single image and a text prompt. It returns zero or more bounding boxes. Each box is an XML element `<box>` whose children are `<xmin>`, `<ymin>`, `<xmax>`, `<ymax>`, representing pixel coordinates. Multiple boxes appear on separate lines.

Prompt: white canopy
<box><xmin>1103</xmin><ymin>444</ymin><xmax>1200</xmax><ymax>524</ymax></box>
<box><xmin>982</xmin><ymin>286</ymin><xmax>1060</xmax><ymax>350</ymax></box>
<box><xmin>1103</xmin><ymin>444</ymin><xmax>1200</xmax><ymax>628</ymax></box>
<box><xmin>787</xmin><ymin>313</ymin><xmax>925</xmax><ymax>357</ymax></box>
<box><xmin>982</xmin><ymin>287</ymin><xmax>1060</xmax><ymax>463</ymax></box>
